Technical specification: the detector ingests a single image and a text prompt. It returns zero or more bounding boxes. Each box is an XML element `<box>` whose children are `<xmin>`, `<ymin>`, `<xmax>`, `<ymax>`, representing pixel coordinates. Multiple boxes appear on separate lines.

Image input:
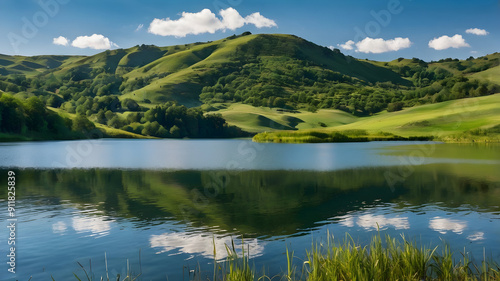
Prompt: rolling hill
<box><xmin>0</xmin><ymin>32</ymin><xmax>499</xmax><ymax>141</ymax></box>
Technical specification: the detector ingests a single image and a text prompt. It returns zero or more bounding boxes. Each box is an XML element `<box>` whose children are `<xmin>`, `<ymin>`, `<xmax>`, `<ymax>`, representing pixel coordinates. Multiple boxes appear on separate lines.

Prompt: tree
<box><xmin>107</xmin><ymin>116</ymin><xmax>124</xmax><ymax>128</ymax></box>
<box><xmin>0</xmin><ymin>94</ymin><xmax>25</xmax><ymax>133</ymax></box>
<box><xmin>169</xmin><ymin>125</ymin><xmax>181</xmax><ymax>138</ymax></box>
<box><xmin>121</xmin><ymin>98</ymin><xmax>140</xmax><ymax>111</ymax></box>
<box><xmin>24</xmin><ymin>97</ymin><xmax>48</xmax><ymax>132</ymax></box>
<box><xmin>387</xmin><ymin>102</ymin><xmax>404</xmax><ymax>112</ymax></box>
<box><xmin>72</xmin><ymin>114</ymin><xmax>95</xmax><ymax>133</ymax></box>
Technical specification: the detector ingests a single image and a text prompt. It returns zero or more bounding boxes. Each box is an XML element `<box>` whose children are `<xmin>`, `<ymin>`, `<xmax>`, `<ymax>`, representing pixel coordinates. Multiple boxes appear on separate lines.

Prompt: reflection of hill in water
<box><xmin>3</xmin><ymin>164</ymin><xmax>499</xmax><ymax>237</ymax></box>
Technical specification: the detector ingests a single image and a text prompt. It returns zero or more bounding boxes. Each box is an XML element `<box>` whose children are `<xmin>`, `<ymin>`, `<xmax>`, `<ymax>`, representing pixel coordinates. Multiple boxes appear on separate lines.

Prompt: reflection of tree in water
<box><xmin>2</xmin><ymin>165</ymin><xmax>499</xmax><ymax>237</ymax></box>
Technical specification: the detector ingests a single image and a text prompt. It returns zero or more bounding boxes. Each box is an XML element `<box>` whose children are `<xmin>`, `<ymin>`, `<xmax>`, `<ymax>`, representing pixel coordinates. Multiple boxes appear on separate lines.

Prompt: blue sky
<box><xmin>0</xmin><ymin>0</ymin><xmax>498</xmax><ymax>61</ymax></box>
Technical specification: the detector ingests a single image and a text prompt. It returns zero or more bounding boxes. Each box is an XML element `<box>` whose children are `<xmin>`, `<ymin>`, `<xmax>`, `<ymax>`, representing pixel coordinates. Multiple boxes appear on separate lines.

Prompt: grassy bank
<box><xmin>70</xmin><ymin>233</ymin><xmax>500</xmax><ymax>281</ymax></box>
<box><xmin>253</xmin><ymin>129</ymin><xmax>433</xmax><ymax>143</ymax></box>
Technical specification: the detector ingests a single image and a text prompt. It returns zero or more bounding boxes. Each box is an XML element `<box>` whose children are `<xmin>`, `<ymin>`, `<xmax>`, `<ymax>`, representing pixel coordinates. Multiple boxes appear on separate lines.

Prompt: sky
<box><xmin>0</xmin><ymin>0</ymin><xmax>498</xmax><ymax>61</ymax></box>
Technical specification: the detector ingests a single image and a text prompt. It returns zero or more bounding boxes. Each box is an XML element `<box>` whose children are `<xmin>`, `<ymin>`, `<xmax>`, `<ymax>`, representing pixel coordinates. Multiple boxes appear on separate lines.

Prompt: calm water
<box><xmin>0</xmin><ymin>139</ymin><xmax>499</xmax><ymax>280</ymax></box>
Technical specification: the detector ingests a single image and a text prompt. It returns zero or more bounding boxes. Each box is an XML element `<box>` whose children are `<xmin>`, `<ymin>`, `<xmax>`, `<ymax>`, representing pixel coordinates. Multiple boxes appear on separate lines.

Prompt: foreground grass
<box><xmin>69</xmin><ymin>233</ymin><xmax>500</xmax><ymax>281</ymax></box>
<box><xmin>220</xmin><ymin>233</ymin><xmax>500</xmax><ymax>281</ymax></box>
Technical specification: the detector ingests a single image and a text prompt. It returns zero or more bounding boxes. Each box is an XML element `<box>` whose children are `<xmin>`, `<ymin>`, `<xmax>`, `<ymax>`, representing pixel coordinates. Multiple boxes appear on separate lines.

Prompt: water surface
<box><xmin>0</xmin><ymin>140</ymin><xmax>499</xmax><ymax>280</ymax></box>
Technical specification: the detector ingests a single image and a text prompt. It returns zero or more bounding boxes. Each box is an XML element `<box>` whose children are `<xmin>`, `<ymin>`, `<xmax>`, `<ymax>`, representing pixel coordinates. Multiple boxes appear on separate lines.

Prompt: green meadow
<box><xmin>209</xmin><ymin>103</ymin><xmax>357</xmax><ymax>133</ymax></box>
<box><xmin>252</xmin><ymin>94</ymin><xmax>500</xmax><ymax>143</ymax></box>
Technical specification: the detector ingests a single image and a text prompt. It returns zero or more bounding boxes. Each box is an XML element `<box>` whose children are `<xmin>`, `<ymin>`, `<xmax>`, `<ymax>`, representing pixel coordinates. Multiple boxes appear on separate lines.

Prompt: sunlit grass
<box><xmin>67</xmin><ymin>233</ymin><xmax>500</xmax><ymax>280</ymax></box>
<box><xmin>253</xmin><ymin>130</ymin><xmax>432</xmax><ymax>143</ymax></box>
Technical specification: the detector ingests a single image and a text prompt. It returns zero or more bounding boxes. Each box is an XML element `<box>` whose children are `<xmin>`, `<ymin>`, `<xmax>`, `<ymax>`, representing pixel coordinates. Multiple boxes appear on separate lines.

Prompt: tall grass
<box><xmin>304</xmin><ymin>232</ymin><xmax>500</xmax><ymax>281</ymax></box>
<box><xmin>68</xmin><ymin>233</ymin><xmax>500</xmax><ymax>281</ymax></box>
<box><xmin>185</xmin><ymin>233</ymin><xmax>500</xmax><ymax>280</ymax></box>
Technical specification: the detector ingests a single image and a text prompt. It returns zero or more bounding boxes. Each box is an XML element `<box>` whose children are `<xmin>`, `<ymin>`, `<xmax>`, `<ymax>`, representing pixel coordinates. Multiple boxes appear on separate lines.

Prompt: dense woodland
<box><xmin>0</xmin><ymin>33</ymin><xmax>498</xmax><ymax>139</ymax></box>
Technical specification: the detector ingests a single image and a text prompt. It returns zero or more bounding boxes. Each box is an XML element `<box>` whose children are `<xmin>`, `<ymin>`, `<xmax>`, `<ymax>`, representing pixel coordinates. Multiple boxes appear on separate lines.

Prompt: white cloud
<box><xmin>244</xmin><ymin>12</ymin><xmax>277</xmax><ymax>28</ymax></box>
<box><xmin>135</xmin><ymin>24</ymin><xmax>144</xmax><ymax>32</ymax></box>
<box><xmin>466</xmin><ymin>28</ymin><xmax>489</xmax><ymax>36</ymax></box>
<box><xmin>53</xmin><ymin>36</ymin><xmax>69</xmax><ymax>46</ymax></box>
<box><xmin>356</xmin><ymin>37</ymin><xmax>412</xmax><ymax>53</ymax></box>
<box><xmin>148</xmin><ymin>8</ymin><xmax>276</xmax><ymax>37</ymax></box>
<box><xmin>220</xmin><ymin>7</ymin><xmax>246</xmax><ymax>30</ymax></box>
<box><xmin>428</xmin><ymin>34</ymin><xmax>470</xmax><ymax>50</ymax></box>
<box><xmin>149</xmin><ymin>9</ymin><xmax>223</xmax><ymax>37</ymax></box>
<box><xmin>71</xmin><ymin>34</ymin><xmax>118</xmax><ymax>50</ymax></box>
<box><xmin>429</xmin><ymin>217</ymin><xmax>467</xmax><ymax>234</ymax></box>
<box><xmin>338</xmin><ymin>40</ymin><xmax>355</xmax><ymax>50</ymax></box>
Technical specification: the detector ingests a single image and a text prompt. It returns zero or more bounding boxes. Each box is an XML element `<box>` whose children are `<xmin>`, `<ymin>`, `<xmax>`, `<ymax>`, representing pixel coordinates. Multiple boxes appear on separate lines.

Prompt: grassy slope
<box><xmin>471</xmin><ymin>65</ymin><xmax>500</xmax><ymax>84</ymax></box>
<box><xmin>211</xmin><ymin>103</ymin><xmax>358</xmax><ymax>133</ymax></box>
<box><xmin>48</xmin><ymin>107</ymin><xmax>150</xmax><ymax>139</ymax></box>
<box><xmin>333</xmin><ymin>93</ymin><xmax>500</xmax><ymax>137</ymax></box>
<box><xmin>215</xmin><ymin>93</ymin><xmax>500</xmax><ymax>137</ymax></box>
<box><xmin>0</xmin><ymin>54</ymin><xmax>85</xmax><ymax>77</ymax></box>
<box><xmin>252</xmin><ymin>94</ymin><xmax>500</xmax><ymax>142</ymax></box>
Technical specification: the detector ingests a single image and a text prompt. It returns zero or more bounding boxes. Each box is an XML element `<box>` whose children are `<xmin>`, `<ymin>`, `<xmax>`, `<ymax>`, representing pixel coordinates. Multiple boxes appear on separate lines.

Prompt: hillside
<box><xmin>253</xmin><ymin>94</ymin><xmax>500</xmax><ymax>143</ymax></box>
<box><xmin>0</xmin><ymin>33</ymin><xmax>499</xmax><ymax>141</ymax></box>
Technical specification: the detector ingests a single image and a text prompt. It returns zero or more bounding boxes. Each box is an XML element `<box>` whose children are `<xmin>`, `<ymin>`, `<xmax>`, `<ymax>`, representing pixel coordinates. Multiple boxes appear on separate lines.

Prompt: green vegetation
<box><xmin>69</xmin><ymin>233</ymin><xmax>500</xmax><ymax>280</ymax></box>
<box><xmin>0</xmin><ymin>93</ymin><xmax>89</xmax><ymax>141</ymax></box>
<box><xmin>253</xmin><ymin>130</ymin><xmax>432</xmax><ymax>143</ymax></box>
<box><xmin>253</xmin><ymin>94</ymin><xmax>500</xmax><ymax>143</ymax></box>
<box><xmin>0</xmin><ymin>33</ymin><xmax>499</xmax><ymax>141</ymax></box>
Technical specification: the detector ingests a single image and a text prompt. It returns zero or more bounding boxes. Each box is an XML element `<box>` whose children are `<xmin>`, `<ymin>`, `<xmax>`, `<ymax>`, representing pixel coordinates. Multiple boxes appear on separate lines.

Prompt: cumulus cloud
<box><xmin>356</xmin><ymin>37</ymin><xmax>412</xmax><ymax>53</ymax></box>
<box><xmin>148</xmin><ymin>8</ymin><xmax>276</xmax><ymax>37</ymax></box>
<box><xmin>71</xmin><ymin>34</ymin><xmax>118</xmax><ymax>50</ymax></box>
<box><xmin>428</xmin><ymin>34</ymin><xmax>470</xmax><ymax>50</ymax></box>
<box><xmin>338</xmin><ymin>40</ymin><xmax>355</xmax><ymax>50</ymax></box>
<box><xmin>337</xmin><ymin>38</ymin><xmax>411</xmax><ymax>53</ymax></box>
<box><xmin>53</xmin><ymin>36</ymin><xmax>69</xmax><ymax>46</ymax></box>
<box><xmin>244</xmin><ymin>12</ymin><xmax>277</xmax><ymax>28</ymax></box>
<box><xmin>466</xmin><ymin>28</ymin><xmax>489</xmax><ymax>36</ymax></box>
<box><xmin>220</xmin><ymin>7</ymin><xmax>246</xmax><ymax>30</ymax></box>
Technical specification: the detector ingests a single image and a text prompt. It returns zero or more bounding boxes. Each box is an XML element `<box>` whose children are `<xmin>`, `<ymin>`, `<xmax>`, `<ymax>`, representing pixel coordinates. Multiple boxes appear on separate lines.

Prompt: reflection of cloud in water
<box><xmin>429</xmin><ymin>217</ymin><xmax>467</xmax><ymax>234</ymax></box>
<box><xmin>150</xmin><ymin>232</ymin><xmax>265</xmax><ymax>260</ymax></box>
<box><xmin>52</xmin><ymin>221</ymin><xmax>67</xmax><ymax>234</ymax></box>
<box><xmin>72</xmin><ymin>216</ymin><xmax>113</xmax><ymax>237</ymax></box>
<box><xmin>339</xmin><ymin>214</ymin><xmax>410</xmax><ymax>230</ymax></box>
<box><xmin>467</xmin><ymin>232</ymin><xmax>485</xmax><ymax>241</ymax></box>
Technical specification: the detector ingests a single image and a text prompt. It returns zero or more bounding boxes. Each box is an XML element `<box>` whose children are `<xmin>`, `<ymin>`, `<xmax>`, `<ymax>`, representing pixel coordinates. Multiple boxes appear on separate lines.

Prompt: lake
<box><xmin>0</xmin><ymin>139</ymin><xmax>499</xmax><ymax>280</ymax></box>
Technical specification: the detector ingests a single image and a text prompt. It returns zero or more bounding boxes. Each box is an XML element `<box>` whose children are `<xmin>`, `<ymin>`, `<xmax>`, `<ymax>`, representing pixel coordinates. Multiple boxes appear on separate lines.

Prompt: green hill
<box><xmin>41</xmin><ymin>33</ymin><xmax>411</xmax><ymax>107</ymax></box>
<box><xmin>0</xmin><ymin>33</ymin><xmax>499</xmax><ymax>141</ymax></box>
